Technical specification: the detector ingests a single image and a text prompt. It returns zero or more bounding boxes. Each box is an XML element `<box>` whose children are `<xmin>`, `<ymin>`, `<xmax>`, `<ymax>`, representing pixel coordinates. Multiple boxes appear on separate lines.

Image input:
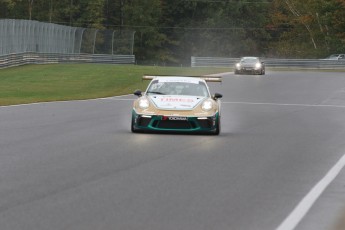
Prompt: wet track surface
<box><xmin>1</xmin><ymin>71</ymin><xmax>345</xmax><ymax>230</ymax></box>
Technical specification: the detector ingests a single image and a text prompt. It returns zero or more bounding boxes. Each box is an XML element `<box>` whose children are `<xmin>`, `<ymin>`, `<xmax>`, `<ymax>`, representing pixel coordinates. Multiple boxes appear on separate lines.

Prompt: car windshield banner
<box><xmin>149</xmin><ymin>95</ymin><xmax>204</xmax><ymax>110</ymax></box>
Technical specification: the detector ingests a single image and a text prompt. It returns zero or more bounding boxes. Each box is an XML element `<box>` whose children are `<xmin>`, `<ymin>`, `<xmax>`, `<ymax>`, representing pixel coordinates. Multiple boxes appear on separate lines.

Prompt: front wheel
<box><xmin>131</xmin><ymin>117</ymin><xmax>138</xmax><ymax>133</ymax></box>
<box><xmin>213</xmin><ymin>117</ymin><xmax>221</xmax><ymax>135</ymax></box>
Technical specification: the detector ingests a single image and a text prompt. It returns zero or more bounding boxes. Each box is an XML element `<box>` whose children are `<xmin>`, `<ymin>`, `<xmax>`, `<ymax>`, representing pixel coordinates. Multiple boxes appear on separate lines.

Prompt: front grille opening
<box><xmin>138</xmin><ymin>117</ymin><xmax>151</xmax><ymax>127</ymax></box>
<box><xmin>157</xmin><ymin>120</ymin><xmax>192</xmax><ymax>129</ymax></box>
<box><xmin>198</xmin><ymin>118</ymin><xmax>213</xmax><ymax>128</ymax></box>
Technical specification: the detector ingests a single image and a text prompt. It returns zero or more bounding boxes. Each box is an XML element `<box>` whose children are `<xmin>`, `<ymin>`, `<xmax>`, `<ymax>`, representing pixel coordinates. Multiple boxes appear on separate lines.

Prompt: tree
<box><xmin>160</xmin><ymin>0</ymin><xmax>271</xmax><ymax>63</ymax></box>
<box><xmin>28</xmin><ymin>0</ymin><xmax>34</xmax><ymax>19</ymax></box>
<box><xmin>1</xmin><ymin>0</ymin><xmax>343</xmax><ymax>60</ymax></box>
<box><xmin>268</xmin><ymin>0</ymin><xmax>344</xmax><ymax>57</ymax></box>
<box><xmin>122</xmin><ymin>0</ymin><xmax>166</xmax><ymax>63</ymax></box>
<box><xmin>75</xmin><ymin>0</ymin><xmax>105</xmax><ymax>28</ymax></box>
<box><xmin>332</xmin><ymin>0</ymin><xmax>345</xmax><ymax>50</ymax></box>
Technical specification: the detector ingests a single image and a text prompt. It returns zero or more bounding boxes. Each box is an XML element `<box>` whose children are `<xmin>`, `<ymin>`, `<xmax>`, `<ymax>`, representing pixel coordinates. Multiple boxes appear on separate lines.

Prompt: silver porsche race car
<box><xmin>131</xmin><ymin>75</ymin><xmax>222</xmax><ymax>135</ymax></box>
<box><xmin>234</xmin><ymin>56</ymin><xmax>265</xmax><ymax>75</ymax></box>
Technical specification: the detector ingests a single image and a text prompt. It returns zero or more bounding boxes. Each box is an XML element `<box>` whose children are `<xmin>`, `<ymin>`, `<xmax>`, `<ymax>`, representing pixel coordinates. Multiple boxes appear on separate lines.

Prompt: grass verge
<box><xmin>0</xmin><ymin>64</ymin><xmax>230</xmax><ymax>106</ymax></box>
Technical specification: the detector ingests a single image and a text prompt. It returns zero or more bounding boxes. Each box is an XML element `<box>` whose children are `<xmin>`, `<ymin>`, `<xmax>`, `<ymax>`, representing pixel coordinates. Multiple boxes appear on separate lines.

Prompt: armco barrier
<box><xmin>0</xmin><ymin>52</ymin><xmax>135</xmax><ymax>68</ymax></box>
<box><xmin>191</xmin><ymin>56</ymin><xmax>345</xmax><ymax>69</ymax></box>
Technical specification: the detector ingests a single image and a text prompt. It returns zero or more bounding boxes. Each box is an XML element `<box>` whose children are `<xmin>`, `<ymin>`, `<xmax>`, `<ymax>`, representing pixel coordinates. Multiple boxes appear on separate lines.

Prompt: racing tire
<box><xmin>213</xmin><ymin>117</ymin><xmax>221</xmax><ymax>135</ymax></box>
<box><xmin>131</xmin><ymin>117</ymin><xmax>138</xmax><ymax>133</ymax></box>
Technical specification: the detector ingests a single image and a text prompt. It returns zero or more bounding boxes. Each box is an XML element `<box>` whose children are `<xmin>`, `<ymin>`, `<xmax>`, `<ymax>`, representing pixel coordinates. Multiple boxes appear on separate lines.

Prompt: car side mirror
<box><xmin>213</xmin><ymin>93</ymin><xmax>222</xmax><ymax>100</ymax></box>
<box><xmin>134</xmin><ymin>90</ymin><xmax>142</xmax><ymax>97</ymax></box>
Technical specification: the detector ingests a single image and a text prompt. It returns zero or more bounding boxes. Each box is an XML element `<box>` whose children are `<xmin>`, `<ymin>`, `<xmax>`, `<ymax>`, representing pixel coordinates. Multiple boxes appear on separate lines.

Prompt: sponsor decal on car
<box><xmin>162</xmin><ymin>116</ymin><xmax>188</xmax><ymax>121</ymax></box>
<box><xmin>160</xmin><ymin>97</ymin><xmax>195</xmax><ymax>103</ymax></box>
<box><xmin>158</xmin><ymin>78</ymin><xmax>200</xmax><ymax>84</ymax></box>
<box><xmin>150</xmin><ymin>95</ymin><xmax>202</xmax><ymax>110</ymax></box>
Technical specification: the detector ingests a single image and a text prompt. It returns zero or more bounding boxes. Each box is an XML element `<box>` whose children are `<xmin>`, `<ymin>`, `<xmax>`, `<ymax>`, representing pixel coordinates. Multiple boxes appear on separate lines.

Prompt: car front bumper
<box><xmin>132</xmin><ymin>110</ymin><xmax>220</xmax><ymax>133</ymax></box>
<box><xmin>236</xmin><ymin>67</ymin><xmax>263</xmax><ymax>74</ymax></box>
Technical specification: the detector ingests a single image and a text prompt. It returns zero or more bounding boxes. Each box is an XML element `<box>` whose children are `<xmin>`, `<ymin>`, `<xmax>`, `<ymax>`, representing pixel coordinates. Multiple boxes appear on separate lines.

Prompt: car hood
<box><xmin>148</xmin><ymin>95</ymin><xmax>205</xmax><ymax>110</ymax></box>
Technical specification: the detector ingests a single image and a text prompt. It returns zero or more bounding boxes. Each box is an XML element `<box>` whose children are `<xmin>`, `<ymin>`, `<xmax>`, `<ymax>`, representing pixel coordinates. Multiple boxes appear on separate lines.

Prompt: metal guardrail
<box><xmin>0</xmin><ymin>52</ymin><xmax>135</xmax><ymax>68</ymax></box>
<box><xmin>191</xmin><ymin>56</ymin><xmax>345</xmax><ymax>69</ymax></box>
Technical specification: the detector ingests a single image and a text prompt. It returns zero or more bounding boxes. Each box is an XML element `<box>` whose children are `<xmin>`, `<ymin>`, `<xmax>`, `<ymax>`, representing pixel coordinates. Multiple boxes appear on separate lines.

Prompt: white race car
<box><xmin>131</xmin><ymin>75</ymin><xmax>222</xmax><ymax>135</ymax></box>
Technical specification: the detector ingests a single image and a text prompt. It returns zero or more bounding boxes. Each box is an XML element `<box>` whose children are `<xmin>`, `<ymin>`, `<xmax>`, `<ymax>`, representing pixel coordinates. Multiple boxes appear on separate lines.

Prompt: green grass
<box><xmin>0</xmin><ymin>64</ymin><xmax>230</xmax><ymax>106</ymax></box>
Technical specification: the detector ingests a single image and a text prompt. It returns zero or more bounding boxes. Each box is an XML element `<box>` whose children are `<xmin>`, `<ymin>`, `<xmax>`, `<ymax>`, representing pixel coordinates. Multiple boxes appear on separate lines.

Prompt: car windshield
<box><xmin>147</xmin><ymin>80</ymin><xmax>209</xmax><ymax>97</ymax></box>
<box><xmin>241</xmin><ymin>58</ymin><xmax>258</xmax><ymax>63</ymax></box>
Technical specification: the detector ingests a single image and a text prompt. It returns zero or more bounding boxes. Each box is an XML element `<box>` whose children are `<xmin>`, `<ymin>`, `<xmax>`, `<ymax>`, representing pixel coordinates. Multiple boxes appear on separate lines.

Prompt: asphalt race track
<box><xmin>1</xmin><ymin>71</ymin><xmax>345</xmax><ymax>230</ymax></box>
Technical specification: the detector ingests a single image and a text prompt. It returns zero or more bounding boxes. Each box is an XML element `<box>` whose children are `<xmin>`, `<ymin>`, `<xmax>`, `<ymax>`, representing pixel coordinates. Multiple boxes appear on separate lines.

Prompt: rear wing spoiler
<box><xmin>142</xmin><ymin>75</ymin><xmax>222</xmax><ymax>82</ymax></box>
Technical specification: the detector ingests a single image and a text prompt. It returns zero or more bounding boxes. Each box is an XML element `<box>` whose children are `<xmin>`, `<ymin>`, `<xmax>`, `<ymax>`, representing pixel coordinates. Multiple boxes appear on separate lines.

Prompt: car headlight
<box><xmin>138</xmin><ymin>98</ymin><xmax>150</xmax><ymax>109</ymax></box>
<box><xmin>201</xmin><ymin>100</ymin><xmax>213</xmax><ymax>111</ymax></box>
<box><xmin>255</xmin><ymin>62</ymin><xmax>262</xmax><ymax>69</ymax></box>
<box><xmin>236</xmin><ymin>63</ymin><xmax>241</xmax><ymax>69</ymax></box>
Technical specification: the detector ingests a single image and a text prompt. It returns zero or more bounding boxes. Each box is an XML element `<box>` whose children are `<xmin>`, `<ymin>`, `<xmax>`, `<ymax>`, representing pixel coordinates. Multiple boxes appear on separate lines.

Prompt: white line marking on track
<box><xmin>276</xmin><ymin>153</ymin><xmax>345</xmax><ymax>230</ymax></box>
<box><xmin>222</xmin><ymin>101</ymin><xmax>345</xmax><ymax>108</ymax></box>
<box><xmin>100</xmin><ymin>97</ymin><xmax>133</xmax><ymax>101</ymax></box>
<box><xmin>0</xmin><ymin>95</ymin><xmax>133</xmax><ymax>108</ymax></box>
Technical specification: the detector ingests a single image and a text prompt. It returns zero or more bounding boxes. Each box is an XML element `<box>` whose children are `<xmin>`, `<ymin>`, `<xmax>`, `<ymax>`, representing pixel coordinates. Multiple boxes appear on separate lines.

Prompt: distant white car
<box><xmin>322</xmin><ymin>54</ymin><xmax>345</xmax><ymax>60</ymax></box>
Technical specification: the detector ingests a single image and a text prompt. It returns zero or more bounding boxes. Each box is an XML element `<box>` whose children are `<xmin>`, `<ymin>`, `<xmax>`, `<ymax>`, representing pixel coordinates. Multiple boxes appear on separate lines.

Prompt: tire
<box><xmin>131</xmin><ymin>117</ymin><xmax>138</xmax><ymax>133</ymax></box>
<box><xmin>213</xmin><ymin>117</ymin><xmax>221</xmax><ymax>135</ymax></box>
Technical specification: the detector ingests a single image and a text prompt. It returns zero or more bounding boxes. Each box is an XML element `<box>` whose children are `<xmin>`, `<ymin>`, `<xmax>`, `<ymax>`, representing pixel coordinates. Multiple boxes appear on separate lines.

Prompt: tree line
<box><xmin>1</xmin><ymin>0</ymin><xmax>344</xmax><ymax>65</ymax></box>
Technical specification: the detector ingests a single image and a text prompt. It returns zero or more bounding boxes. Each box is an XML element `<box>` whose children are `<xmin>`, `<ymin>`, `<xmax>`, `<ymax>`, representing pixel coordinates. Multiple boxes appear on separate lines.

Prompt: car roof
<box><xmin>241</xmin><ymin>56</ymin><xmax>259</xmax><ymax>59</ymax></box>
